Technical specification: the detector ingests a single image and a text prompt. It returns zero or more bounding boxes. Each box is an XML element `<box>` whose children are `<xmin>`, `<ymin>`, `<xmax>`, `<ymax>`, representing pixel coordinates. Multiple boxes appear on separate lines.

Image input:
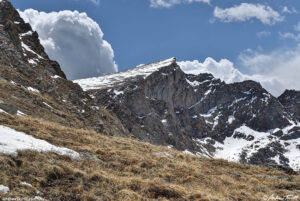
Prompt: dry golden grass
<box><xmin>0</xmin><ymin>115</ymin><xmax>299</xmax><ymax>200</ymax></box>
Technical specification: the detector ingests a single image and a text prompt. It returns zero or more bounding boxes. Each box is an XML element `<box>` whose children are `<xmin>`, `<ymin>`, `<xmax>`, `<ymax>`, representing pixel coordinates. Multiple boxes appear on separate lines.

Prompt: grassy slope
<box><xmin>0</xmin><ymin>115</ymin><xmax>299</xmax><ymax>201</ymax></box>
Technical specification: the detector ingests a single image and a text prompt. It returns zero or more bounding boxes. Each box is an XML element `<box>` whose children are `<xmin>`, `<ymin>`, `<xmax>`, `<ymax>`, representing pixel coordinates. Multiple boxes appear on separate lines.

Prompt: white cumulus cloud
<box><xmin>150</xmin><ymin>0</ymin><xmax>210</xmax><ymax>8</ymax></box>
<box><xmin>238</xmin><ymin>47</ymin><xmax>300</xmax><ymax>96</ymax></box>
<box><xmin>178</xmin><ymin>49</ymin><xmax>300</xmax><ymax>97</ymax></box>
<box><xmin>179</xmin><ymin>58</ymin><xmax>245</xmax><ymax>83</ymax></box>
<box><xmin>19</xmin><ymin>9</ymin><xmax>118</xmax><ymax>80</ymax></box>
<box><xmin>213</xmin><ymin>3</ymin><xmax>284</xmax><ymax>25</ymax></box>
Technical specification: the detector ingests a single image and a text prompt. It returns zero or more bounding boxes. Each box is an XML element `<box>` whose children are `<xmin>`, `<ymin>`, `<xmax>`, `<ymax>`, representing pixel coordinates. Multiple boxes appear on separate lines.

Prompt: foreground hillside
<box><xmin>0</xmin><ymin>114</ymin><xmax>299</xmax><ymax>200</ymax></box>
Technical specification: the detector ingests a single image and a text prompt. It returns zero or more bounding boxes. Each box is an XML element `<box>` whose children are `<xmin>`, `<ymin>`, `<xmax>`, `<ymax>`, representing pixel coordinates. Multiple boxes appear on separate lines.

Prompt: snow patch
<box><xmin>0</xmin><ymin>125</ymin><xmax>81</xmax><ymax>159</ymax></box>
<box><xmin>113</xmin><ymin>89</ymin><xmax>124</xmax><ymax>97</ymax></box>
<box><xmin>10</xmin><ymin>80</ymin><xmax>16</xmax><ymax>85</ymax></box>
<box><xmin>20</xmin><ymin>31</ymin><xmax>33</xmax><ymax>37</ymax></box>
<box><xmin>271</xmin><ymin>155</ymin><xmax>280</xmax><ymax>164</ymax></box>
<box><xmin>0</xmin><ymin>185</ymin><xmax>9</xmax><ymax>193</ymax></box>
<box><xmin>227</xmin><ymin>115</ymin><xmax>235</xmax><ymax>124</ymax></box>
<box><xmin>188</xmin><ymin>97</ymin><xmax>204</xmax><ymax>109</ymax></box>
<box><xmin>91</xmin><ymin>106</ymin><xmax>99</xmax><ymax>111</ymax></box>
<box><xmin>161</xmin><ymin>119</ymin><xmax>167</xmax><ymax>123</ymax></box>
<box><xmin>242</xmin><ymin>89</ymin><xmax>252</xmax><ymax>95</ymax></box>
<box><xmin>186</xmin><ymin>78</ymin><xmax>201</xmax><ymax>87</ymax></box>
<box><xmin>228</xmin><ymin>97</ymin><xmax>247</xmax><ymax>108</ymax></box>
<box><xmin>21</xmin><ymin>42</ymin><xmax>44</xmax><ymax>60</ymax></box>
<box><xmin>21</xmin><ymin>181</ymin><xmax>32</xmax><ymax>187</ymax></box>
<box><xmin>204</xmin><ymin>89</ymin><xmax>212</xmax><ymax>96</ymax></box>
<box><xmin>27</xmin><ymin>87</ymin><xmax>40</xmax><ymax>93</ymax></box>
<box><xmin>200</xmin><ymin>106</ymin><xmax>218</xmax><ymax>118</ymax></box>
<box><xmin>33</xmin><ymin>196</ymin><xmax>46</xmax><ymax>201</ymax></box>
<box><xmin>51</xmin><ymin>75</ymin><xmax>62</xmax><ymax>79</ymax></box>
<box><xmin>17</xmin><ymin>110</ymin><xmax>27</xmax><ymax>116</ymax></box>
<box><xmin>43</xmin><ymin>102</ymin><xmax>53</xmax><ymax>109</ymax></box>
<box><xmin>183</xmin><ymin>150</ymin><xmax>194</xmax><ymax>155</ymax></box>
<box><xmin>167</xmin><ymin>145</ymin><xmax>174</xmax><ymax>149</ymax></box>
<box><xmin>28</xmin><ymin>59</ymin><xmax>37</xmax><ymax>65</ymax></box>
<box><xmin>212</xmin><ymin>113</ymin><xmax>221</xmax><ymax>130</ymax></box>
<box><xmin>0</xmin><ymin>109</ymin><xmax>8</xmax><ymax>114</ymax></box>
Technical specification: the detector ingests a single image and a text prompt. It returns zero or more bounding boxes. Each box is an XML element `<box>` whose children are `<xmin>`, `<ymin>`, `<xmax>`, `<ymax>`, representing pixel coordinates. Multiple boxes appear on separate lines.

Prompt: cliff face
<box><xmin>0</xmin><ymin>0</ymin><xmax>128</xmax><ymax>137</ymax></box>
<box><xmin>279</xmin><ymin>90</ymin><xmax>300</xmax><ymax>122</ymax></box>
<box><xmin>75</xmin><ymin>58</ymin><xmax>300</xmax><ymax>170</ymax></box>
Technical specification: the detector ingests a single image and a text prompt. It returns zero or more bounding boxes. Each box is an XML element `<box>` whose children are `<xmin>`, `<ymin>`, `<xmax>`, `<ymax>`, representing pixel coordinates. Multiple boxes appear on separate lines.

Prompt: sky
<box><xmin>9</xmin><ymin>0</ymin><xmax>300</xmax><ymax>96</ymax></box>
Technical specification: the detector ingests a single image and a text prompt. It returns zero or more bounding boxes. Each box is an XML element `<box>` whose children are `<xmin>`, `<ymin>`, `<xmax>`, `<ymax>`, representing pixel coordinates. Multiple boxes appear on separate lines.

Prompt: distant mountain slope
<box><xmin>75</xmin><ymin>58</ymin><xmax>300</xmax><ymax>170</ymax></box>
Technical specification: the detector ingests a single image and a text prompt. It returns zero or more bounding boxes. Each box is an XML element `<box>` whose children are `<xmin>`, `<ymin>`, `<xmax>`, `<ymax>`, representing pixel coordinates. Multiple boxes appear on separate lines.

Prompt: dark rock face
<box><xmin>279</xmin><ymin>90</ymin><xmax>300</xmax><ymax>122</ymax></box>
<box><xmin>0</xmin><ymin>0</ymin><xmax>66</xmax><ymax>78</ymax></box>
<box><xmin>0</xmin><ymin>103</ymin><xmax>17</xmax><ymax>114</ymax></box>
<box><xmin>76</xmin><ymin>58</ymin><xmax>300</xmax><ymax>170</ymax></box>
<box><xmin>76</xmin><ymin>59</ymin><xmax>209</xmax><ymax>153</ymax></box>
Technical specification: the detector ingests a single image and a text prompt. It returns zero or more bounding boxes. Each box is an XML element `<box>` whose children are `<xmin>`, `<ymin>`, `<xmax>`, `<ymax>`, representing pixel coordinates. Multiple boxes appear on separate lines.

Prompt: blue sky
<box><xmin>10</xmin><ymin>0</ymin><xmax>299</xmax><ymax>70</ymax></box>
<box><xmin>10</xmin><ymin>0</ymin><xmax>300</xmax><ymax>95</ymax></box>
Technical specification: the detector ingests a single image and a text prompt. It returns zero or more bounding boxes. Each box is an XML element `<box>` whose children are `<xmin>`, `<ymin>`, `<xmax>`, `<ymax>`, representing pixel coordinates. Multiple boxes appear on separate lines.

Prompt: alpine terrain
<box><xmin>0</xmin><ymin>0</ymin><xmax>299</xmax><ymax>200</ymax></box>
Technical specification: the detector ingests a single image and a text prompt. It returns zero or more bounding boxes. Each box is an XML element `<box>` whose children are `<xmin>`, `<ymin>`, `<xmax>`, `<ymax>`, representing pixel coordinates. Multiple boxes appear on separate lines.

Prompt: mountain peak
<box><xmin>75</xmin><ymin>57</ymin><xmax>177</xmax><ymax>91</ymax></box>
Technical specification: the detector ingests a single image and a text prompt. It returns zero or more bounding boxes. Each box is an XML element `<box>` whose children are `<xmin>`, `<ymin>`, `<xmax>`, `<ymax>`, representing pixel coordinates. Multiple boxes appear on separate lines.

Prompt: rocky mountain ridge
<box><xmin>0</xmin><ymin>0</ymin><xmax>128</xmax><ymax>136</ymax></box>
<box><xmin>75</xmin><ymin>58</ymin><xmax>300</xmax><ymax>170</ymax></box>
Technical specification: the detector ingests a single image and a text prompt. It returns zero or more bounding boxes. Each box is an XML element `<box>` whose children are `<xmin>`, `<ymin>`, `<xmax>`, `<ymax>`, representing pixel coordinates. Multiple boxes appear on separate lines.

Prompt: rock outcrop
<box><xmin>279</xmin><ymin>90</ymin><xmax>300</xmax><ymax>122</ymax></box>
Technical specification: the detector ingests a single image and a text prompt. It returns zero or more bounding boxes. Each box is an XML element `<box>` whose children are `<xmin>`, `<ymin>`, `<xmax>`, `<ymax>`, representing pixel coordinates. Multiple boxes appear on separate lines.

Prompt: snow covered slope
<box><xmin>209</xmin><ymin>124</ymin><xmax>300</xmax><ymax>170</ymax></box>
